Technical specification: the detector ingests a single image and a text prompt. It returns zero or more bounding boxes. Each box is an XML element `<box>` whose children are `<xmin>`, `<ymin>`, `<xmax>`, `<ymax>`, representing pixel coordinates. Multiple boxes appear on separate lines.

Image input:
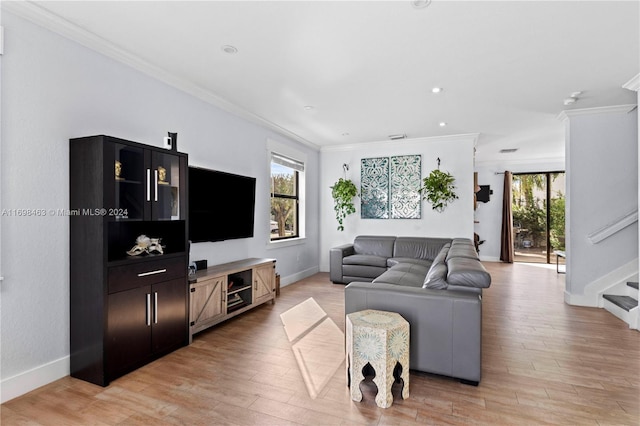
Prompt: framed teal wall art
<box><xmin>361</xmin><ymin>157</ymin><xmax>389</xmax><ymax>219</ymax></box>
<box><xmin>390</xmin><ymin>155</ymin><xmax>422</xmax><ymax>219</ymax></box>
<box><xmin>361</xmin><ymin>155</ymin><xmax>421</xmax><ymax>219</ymax></box>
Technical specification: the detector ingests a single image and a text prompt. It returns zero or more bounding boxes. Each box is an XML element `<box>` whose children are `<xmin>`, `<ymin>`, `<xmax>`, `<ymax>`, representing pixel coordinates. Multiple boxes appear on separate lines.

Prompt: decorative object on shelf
<box><xmin>148</xmin><ymin>238</ymin><xmax>164</xmax><ymax>255</ymax></box>
<box><xmin>126</xmin><ymin>234</ymin><xmax>165</xmax><ymax>256</ymax></box>
<box><xmin>331</xmin><ymin>164</ymin><xmax>358</xmax><ymax>231</ymax></box>
<box><xmin>168</xmin><ymin>131</ymin><xmax>178</xmax><ymax>152</ymax></box>
<box><xmin>126</xmin><ymin>234</ymin><xmax>151</xmax><ymax>256</ymax></box>
<box><xmin>115</xmin><ymin>160</ymin><xmax>124</xmax><ymax>180</ymax></box>
<box><xmin>361</xmin><ymin>155</ymin><xmax>422</xmax><ymax>219</ymax></box>
<box><xmin>419</xmin><ymin>157</ymin><xmax>458</xmax><ymax>212</ymax></box>
<box><xmin>188</xmin><ymin>262</ymin><xmax>197</xmax><ymax>283</ymax></box>
<box><xmin>157</xmin><ymin>166</ymin><xmax>169</xmax><ymax>185</ymax></box>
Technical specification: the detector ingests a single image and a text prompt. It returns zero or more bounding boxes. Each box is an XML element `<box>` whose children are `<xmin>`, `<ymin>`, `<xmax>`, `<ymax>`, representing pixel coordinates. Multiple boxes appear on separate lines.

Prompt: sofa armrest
<box><xmin>344</xmin><ymin>282</ymin><xmax>482</xmax><ymax>383</ymax></box>
<box><xmin>330</xmin><ymin>244</ymin><xmax>355</xmax><ymax>283</ymax></box>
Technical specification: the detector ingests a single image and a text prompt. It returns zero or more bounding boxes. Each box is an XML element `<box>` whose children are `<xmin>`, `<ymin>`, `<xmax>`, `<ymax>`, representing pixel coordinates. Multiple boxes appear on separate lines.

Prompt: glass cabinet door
<box><xmin>152</xmin><ymin>151</ymin><xmax>181</xmax><ymax>221</ymax></box>
<box><xmin>114</xmin><ymin>144</ymin><xmax>145</xmax><ymax>220</ymax></box>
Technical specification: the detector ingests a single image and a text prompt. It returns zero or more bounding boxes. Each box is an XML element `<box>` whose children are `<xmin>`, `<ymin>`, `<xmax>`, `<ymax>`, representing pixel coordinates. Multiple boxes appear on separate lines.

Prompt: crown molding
<box><xmin>474</xmin><ymin>156</ymin><xmax>565</xmax><ymax>171</ymax></box>
<box><xmin>3</xmin><ymin>1</ymin><xmax>321</xmax><ymax>151</ymax></box>
<box><xmin>557</xmin><ymin>104</ymin><xmax>637</xmax><ymax>121</ymax></box>
<box><xmin>320</xmin><ymin>133</ymin><xmax>480</xmax><ymax>153</ymax></box>
<box><xmin>623</xmin><ymin>74</ymin><xmax>640</xmax><ymax>92</ymax></box>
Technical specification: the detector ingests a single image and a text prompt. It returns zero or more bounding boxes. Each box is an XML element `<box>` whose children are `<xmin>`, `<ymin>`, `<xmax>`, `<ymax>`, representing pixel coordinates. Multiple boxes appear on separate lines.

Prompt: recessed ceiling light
<box><xmin>303</xmin><ymin>105</ymin><xmax>315</xmax><ymax>111</ymax></box>
<box><xmin>439</xmin><ymin>122</ymin><xmax>447</xmax><ymax>127</ymax></box>
<box><xmin>432</xmin><ymin>87</ymin><xmax>443</xmax><ymax>93</ymax></box>
<box><xmin>412</xmin><ymin>0</ymin><xmax>432</xmax><ymax>9</ymax></box>
<box><xmin>221</xmin><ymin>45</ymin><xmax>238</xmax><ymax>54</ymax></box>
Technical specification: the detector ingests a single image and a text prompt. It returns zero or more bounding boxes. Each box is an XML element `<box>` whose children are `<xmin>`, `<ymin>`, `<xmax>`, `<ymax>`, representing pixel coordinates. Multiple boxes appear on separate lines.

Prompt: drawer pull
<box><xmin>137</xmin><ymin>268</ymin><xmax>167</xmax><ymax>277</ymax></box>
<box><xmin>154</xmin><ymin>292</ymin><xmax>158</xmax><ymax>324</ymax></box>
<box><xmin>154</xmin><ymin>169</ymin><xmax>159</xmax><ymax>202</ymax></box>
<box><xmin>146</xmin><ymin>293</ymin><xmax>151</xmax><ymax>326</ymax></box>
<box><xmin>146</xmin><ymin>169</ymin><xmax>151</xmax><ymax>201</ymax></box>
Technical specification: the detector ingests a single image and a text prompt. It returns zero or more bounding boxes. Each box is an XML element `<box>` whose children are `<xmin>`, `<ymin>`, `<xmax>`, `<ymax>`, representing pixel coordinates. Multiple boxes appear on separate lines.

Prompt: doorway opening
<box><xmin>512</xmin><ymin>172</ymin><xmax>565</xmax><ymax>264</ymax></box>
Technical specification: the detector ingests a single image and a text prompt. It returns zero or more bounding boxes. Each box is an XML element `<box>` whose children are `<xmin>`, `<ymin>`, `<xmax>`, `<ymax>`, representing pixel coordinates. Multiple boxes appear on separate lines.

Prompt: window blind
<box><xmin>271</xmin><ymin>153</ymin><xmax>304</xmax><ymax>172</ymax></box>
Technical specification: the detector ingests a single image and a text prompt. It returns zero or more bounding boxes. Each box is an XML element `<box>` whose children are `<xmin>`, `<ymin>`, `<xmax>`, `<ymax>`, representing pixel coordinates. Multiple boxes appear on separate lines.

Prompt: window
<box><xmin>270</xmin><ymin>152</ymin><xmax>304</xmax><ymax>241</ymax></box>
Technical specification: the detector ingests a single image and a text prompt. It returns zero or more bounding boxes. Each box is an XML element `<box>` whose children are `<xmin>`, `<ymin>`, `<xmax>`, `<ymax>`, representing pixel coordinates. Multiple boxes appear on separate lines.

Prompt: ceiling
<box><xmin>10</xmin><ymin>1</ymin><xmax>640</xmax><ymax>163</ymax></box>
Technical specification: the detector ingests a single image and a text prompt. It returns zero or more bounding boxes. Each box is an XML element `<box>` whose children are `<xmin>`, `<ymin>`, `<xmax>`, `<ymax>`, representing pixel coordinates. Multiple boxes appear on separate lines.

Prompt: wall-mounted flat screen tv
<box><xmin>188</xmin><ymin>166</ymin><xmax>256</xmax><ymax>243</ymax></box>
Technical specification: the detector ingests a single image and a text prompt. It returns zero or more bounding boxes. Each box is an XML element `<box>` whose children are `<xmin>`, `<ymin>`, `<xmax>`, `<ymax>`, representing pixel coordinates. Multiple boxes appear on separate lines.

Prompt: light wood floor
<box><xmin>2</xmin><ymin>262</ymin><xmax>639</xmax><ymax>425</ymax></box>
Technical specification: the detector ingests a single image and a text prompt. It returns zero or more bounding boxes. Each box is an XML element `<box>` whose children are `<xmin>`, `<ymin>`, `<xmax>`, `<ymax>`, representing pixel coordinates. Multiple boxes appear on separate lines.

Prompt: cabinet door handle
<box><xmin>146</xmin><ymin>293</ymin><xmax>152</xmax><ymax>326</ymax></box>
<box><xmin>137</xmin><ymin>269</ymin><xmax>167</xmax><ymax>277</ymax></box>
<box><xmin>154</xmin><ymin>169</ymin><xmax>159</xmax><ymax>202</ymax></box>
<box><xmin>154</xmin><ymin>292</ymin><xmax>158</xmax><ymax>324</ymax></box>
<box><xmin>254</xmin><ymin>279</ymin><xmax>258</xmax><ymax>290</ymax></box>
<box><xmin>146</xmin><ymin>169</ymin><xmax>151</xmax><ymax>201</ymax></box>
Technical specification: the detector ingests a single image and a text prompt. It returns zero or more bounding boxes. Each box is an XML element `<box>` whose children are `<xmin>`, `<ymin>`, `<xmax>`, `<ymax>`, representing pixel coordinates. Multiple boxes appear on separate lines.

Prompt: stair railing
<box><xmin>587</xmin><ymin>209</ymin><xmax>638</xmax><ymax>244</ymax></box>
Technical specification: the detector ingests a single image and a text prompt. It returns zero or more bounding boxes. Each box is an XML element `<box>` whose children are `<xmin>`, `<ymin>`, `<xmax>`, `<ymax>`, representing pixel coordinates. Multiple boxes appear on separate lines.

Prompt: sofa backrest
<box><xmin>446</xmin><ymin>239</ymin><xmax>480</xmax><ymax>261</ymax></box>
<box><xmin>393</xmin><ymin>237</ymin><xmax>452</xmax><ymax>261</ymax></box>
<box><xmin>354</xmin><ymin>235</ymin><xmax>396</xmax><ymax>258</ymax></box>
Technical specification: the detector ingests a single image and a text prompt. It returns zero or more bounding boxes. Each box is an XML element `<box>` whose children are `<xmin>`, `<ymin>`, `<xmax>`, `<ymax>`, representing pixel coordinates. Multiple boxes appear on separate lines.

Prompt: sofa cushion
<box><xmin>445</xmin><ymin>245</ymin><xmax>479</xmax><ymax>261</ymax></box>
<box><xmin>423</xmin><ymin>262</ymin><xmax>448</xmax><ymax>289</ymax></box>
<box><xmin>373</xmin><ymin>270</ymin><xmax>425</xmax><ymax>288</ymax></box>
<box><xmin>343</xmin><ymin>264</ymin><xmax>387</xmax><ymax>279</ymax></box>
<box><xmin>387</xmin><ymin>257</ymin><xmax>432</xmax><ymax>268</ymax></box>
<box><xmin>422</xmin><ymin>244</ymin><xmax>450</xmax><ymax>289</ymax></box>
<box><xmin>393</xmin><ymin>237</ymin><xmax>451</xmax><ymax>261</ymax></box>
<box><xmin>354</xmin><ymin>235</ymin><xmax>395</xmax><ymax>258</ymax></box>
<box><xmin>343</xmin><ymin>254</ymin><xmax>388</xmax><ymax>268</ymax></box>
<box><xmin>447</xmin><ymin>257</ymin><xmax>491</xmax><ymax>288</ymax></box>
<box><xmin>452</xmin><ymin>238</ymin><xmax>475</xmax><ymax>246</ymax></box>
<box><xmin>433</xmin><ymin>244</ymin><xmax>450</xmax><ymax>263</ymax></box>
<box><xmin>388</xmin><ymin>262</ymin><xmax>430</xmax><ymax>275</ymax></box>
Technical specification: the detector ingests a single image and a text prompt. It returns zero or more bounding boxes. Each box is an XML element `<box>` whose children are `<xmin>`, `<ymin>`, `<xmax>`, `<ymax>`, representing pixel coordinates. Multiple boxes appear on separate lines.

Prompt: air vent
<box><xmin>499</xmin><ymin>148</ymin><xmax>518</xmax><ymax>154</ymax></box>
<box><xmin>389</xmin><ymin>134</ymin><xmax>407</xmax><ymax>140</ymax></box>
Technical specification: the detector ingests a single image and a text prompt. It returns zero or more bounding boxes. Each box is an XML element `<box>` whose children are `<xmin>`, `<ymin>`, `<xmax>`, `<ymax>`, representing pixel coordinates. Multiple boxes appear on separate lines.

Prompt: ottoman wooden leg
<box><xmin>400</xmin><ymin>360</ymin><xmax>410</xmax><ymax>400</ymax></box>
<box><xmin>372</xmin><ymin>359</ymin><xmax>394</xmax><ymax>408</ymax></box>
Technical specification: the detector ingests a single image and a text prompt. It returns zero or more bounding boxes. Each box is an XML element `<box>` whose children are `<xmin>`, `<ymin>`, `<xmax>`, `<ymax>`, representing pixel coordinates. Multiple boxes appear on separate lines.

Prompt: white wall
<box><xmin>0</xmin><ymin>11</ymin><xmax>319</xmax><ymax>402</ymax></box>
<box><xmin>561</xmin><ymin>106</ymin><xmax>638</xmax><ymax>303</ymax></box>
<box><xmin>474</xmin><ymin>158</ymin><xmax>565</xmax><ymax>261</ymax></box>
<box><xmin>319</xmin><ymin>135</ymin><xmax>476</xmax><ymax>272</ymax></box>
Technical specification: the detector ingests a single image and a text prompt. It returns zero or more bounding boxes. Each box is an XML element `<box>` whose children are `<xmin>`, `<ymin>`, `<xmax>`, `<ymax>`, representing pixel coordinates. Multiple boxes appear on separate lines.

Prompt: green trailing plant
<box><xmin>331</xmin><ymin>177</ymin><xmax>358</xmax><ymax>231</ymax></box>
<box><xmin>419</xmin><ymin>159</ymin><xmax>458</xmax><ymax>212</ymax></box>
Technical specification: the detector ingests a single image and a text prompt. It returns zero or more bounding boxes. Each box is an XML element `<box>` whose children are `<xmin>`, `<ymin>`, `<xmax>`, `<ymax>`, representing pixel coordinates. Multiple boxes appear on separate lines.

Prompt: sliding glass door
<box><xmin>512</xmin><ymin>172</ymin><xmax>565</xmax><ymax>264</ymax></box>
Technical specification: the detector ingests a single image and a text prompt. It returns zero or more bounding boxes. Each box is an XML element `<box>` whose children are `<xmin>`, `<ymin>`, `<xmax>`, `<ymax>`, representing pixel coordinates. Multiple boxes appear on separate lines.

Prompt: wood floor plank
<box><xmin>2</xmin><ymin>263</ymin><xmax>639</xmax><ymax>425</ymax></box>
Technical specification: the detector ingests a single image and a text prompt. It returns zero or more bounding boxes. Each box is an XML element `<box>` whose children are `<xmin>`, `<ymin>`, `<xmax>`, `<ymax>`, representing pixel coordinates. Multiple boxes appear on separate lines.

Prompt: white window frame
<box><xmin>267</xmin><ymin>139</ymin><xmax>306</xmax><ymax>247</ymax></box>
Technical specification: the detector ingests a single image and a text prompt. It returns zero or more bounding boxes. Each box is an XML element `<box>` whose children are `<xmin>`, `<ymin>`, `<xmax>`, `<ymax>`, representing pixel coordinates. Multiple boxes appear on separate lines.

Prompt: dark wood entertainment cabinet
<box><xmin>69</xmin><ymin>135</ymin><xmax>189</xmax><ymax>386</ymax></box>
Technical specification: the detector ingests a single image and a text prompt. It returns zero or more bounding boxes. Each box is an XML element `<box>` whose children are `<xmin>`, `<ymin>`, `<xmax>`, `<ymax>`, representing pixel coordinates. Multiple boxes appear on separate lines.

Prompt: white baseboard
<box><xmin>479</xmin><ymin>256</ymin><xmax>500</xmax><ymax>262</ymax></box>
<box><xmin>1</xmin><ymin>356</ymin><xmax>69</xmax><ymax>403</ymax></box>
<box><xmin>280</xmin><ymin>266</ymin><xmax>319</xmax><ymax>288</ymax></box>
<box><xmin>564</xmin><ymin>290</ymin><xmax>597</xmax><ymax>307</ymax></box>
<box><xmin>565</xmin><ymin>258</ymin><xmax>638</xmax><ymax>308</ymax></box>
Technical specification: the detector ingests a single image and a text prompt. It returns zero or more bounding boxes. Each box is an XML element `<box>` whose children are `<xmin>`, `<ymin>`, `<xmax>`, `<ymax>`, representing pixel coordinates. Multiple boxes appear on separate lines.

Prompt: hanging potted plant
<box><xmin>331</xmin><ymin>164</ymin><xmax>358</xmax><ymax>231</ymax></box>
<box><xmin>419</xmin><ymin>158</ymin><xmax>458</xmax><ymax>212</ymax></box>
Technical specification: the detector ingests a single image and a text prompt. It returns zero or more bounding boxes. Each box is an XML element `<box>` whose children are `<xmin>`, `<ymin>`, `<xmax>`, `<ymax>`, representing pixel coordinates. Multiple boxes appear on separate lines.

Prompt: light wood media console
<box><xmin>189</xmin><ymin>257</ymin><xmax>276</xmax><ymax>342</ymax></box>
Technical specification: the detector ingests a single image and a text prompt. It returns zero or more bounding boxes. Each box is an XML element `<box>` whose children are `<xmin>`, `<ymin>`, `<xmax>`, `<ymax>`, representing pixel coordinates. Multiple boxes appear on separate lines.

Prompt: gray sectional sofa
<box><xmin>331</xmin><ymin>235</ymin><xmax>491</xmax><ymax>385</ymax></box>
